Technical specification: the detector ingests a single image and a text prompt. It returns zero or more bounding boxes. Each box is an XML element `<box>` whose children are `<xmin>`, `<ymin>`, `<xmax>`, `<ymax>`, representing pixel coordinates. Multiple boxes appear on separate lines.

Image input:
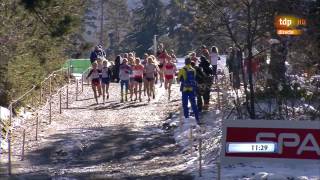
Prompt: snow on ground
<box><xmin>166</xmin><ymin>85</ymin><xmax>320</xmax><ymax>180</ymax></box>
<box><xmin>0</xmin><ymin>106</ymin><xmax>10</xmax><ymax>151</ymax></box>
<box><xmin>165</xmin><ymin>107</ymin><xmax>222</xmax><ymax>180</ymax></box>
<box><xmin>222</xmin><ymin>162</ymin><xmax>320</xmax><ymax>180</ymax></box>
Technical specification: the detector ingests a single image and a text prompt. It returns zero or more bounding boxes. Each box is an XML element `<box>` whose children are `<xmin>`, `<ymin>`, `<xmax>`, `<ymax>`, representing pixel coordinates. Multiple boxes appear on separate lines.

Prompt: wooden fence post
<box><xmin>21</xmin><ymin>129</ymin><xmax>25</xmax><ymax>161</ymax></box>
<box><xmin>61</xmin><ymin>68</ymin><xmax>64</xmax><ymax>85</ymax></box>
<box><xmin>9</xmin><ymin>105</ymin><xmax>12</xmax><ymax>126</ymax></box>
<box><xmin>49</xmin><ymin>96</ymin><xmax>52</xmax><ymax>124</ymax></box>
<box><xmin>40</xmin><ymin>83</ymin><xmax>42</xmax><ymax>105</ymax></box>
<box><xmin>66</xmin><ymin>85</ymin><xmax>69</xmax><ymax>109</ymax></box>
<box><xmin>76</xmin><ymin>79</ymin><xmax>79</xmax><ymax>101</ymax></box>
<box><xmin>49</xmin><ymin>76</ymin><xmax>52</xmax><ymax>96</ymax></box>
<box><xmin>8</xmin><ymin>131</ymin><xmax>11</xmax><ymax>175</ymax></box>
<box><xmin>31</xmin><ymin>90</ymin><xmax>34</xmax><ymax>107</ymax></box>
<box><xmin>81</xmin><ymin>74</ymin><xmax>84</xmax><ymax>92</ymax></box>
<box><xmin>59</xmin><ymin>90</ymin><xmax>62</xmax><ymax>114</ymax></box>
<box><xmin>68</xmin><ymin>64</ymin><xmax>70</xmax><ymax>79</ymax></box>
<box><xmin>199</xmin><ymin>138</ymin><xmax>202</xmax><ymax>177</ymax></box>
<box><xmin>35</xmin><ymin>113</ymin><xmax>39</xmax><ymax>141</ymax></box>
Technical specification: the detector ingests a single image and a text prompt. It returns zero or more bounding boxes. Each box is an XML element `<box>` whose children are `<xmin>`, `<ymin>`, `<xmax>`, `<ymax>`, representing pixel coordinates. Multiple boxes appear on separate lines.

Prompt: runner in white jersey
<box><xmin>144</xmin><ymin>56</ymin><xmax>160</xmax><ymax>101</ymax></box>
<box><xmin>101</xmin><ymin>60</ymin><xmax>111</xmax><ymax>103</ymax></box>
<box><xmin>128</xmin><ymin>54</ymin><xmax>135</xmax><ymax>101</ymax></box>
<box><xmin>86</xmin><ymin>62</ymin><xmax>102</xmax><ymax>104</ymax></box>
<box><xmin>210</xmin><ymin>46</ymin><xmax>219</xmax><ymax>83</ymax></box>
<box><xmin>119</xmin><ymin>58</ymin><xmax>131</xmax><ymax>102</ymax></box>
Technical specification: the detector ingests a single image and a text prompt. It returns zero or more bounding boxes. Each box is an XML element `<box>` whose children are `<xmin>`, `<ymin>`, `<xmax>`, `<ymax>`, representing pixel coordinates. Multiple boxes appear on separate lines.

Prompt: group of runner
<box><xmin>87</xmin><ymin>43</ymin><xmax>178</xmax><ymax>104</ymax></box>
<box><xmin>87</xmin><ymin>44</ymin><xmax>220</xmax><ymax>125</ymax></box>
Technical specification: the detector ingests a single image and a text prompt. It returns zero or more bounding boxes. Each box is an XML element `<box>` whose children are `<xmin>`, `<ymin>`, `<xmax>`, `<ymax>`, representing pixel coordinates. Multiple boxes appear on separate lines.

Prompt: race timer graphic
<box><xmin>226</xmin><ymin>142</ymin><xmax>277</xmax><ymax>153</ymax></box>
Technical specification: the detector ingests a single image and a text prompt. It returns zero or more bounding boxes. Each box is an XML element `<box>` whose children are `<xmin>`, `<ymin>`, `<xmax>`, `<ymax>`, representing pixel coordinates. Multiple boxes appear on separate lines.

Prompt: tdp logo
<box><xmin>275</xmin><ymin>15</ymin><xmax>307</xmax><ymax>36</ymax></box>
<box><xmin>275</xmin><ymin>15</ymin><xmax>307</xmax><ymax>29</ymax></box>
<box><xmin>279</xmin><ymin>18</ymin><xmax>292</xmax><ymax>27</ymax></box>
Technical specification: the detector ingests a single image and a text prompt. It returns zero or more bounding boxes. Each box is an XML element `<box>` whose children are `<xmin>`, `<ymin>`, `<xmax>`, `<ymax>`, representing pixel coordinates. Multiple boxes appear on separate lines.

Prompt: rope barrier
<box><xmin>1</xmin><ymin>65</ymin><xmax>88</xmax><ymax>176</ymax></box>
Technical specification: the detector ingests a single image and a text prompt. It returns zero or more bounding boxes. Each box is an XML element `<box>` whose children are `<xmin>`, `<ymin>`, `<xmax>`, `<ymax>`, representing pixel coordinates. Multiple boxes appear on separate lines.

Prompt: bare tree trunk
<box><xmin>240</xmin><ymin>50</ymin><xmax>251</xmax><ymax>116</ymax></box>
<box><xmin>247</xmin><ymin>49</ymin><xmax>256</xmax><ymax>119</ymax></box>
<box><xmin>246</xmin><ymin>2</ymin><xmax>256</xmax><ymax>119</ymax></box>
<box><xmin>269</xmin><ymin>39</ymin><xmax>287</xmax><ymax>118</ymax></box>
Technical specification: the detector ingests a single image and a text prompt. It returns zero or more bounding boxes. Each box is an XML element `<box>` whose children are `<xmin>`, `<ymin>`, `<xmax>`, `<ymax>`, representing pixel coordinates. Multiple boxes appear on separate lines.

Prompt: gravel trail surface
<box><xmin>1</xmin><ymin>82</ymin><xmax>193</xmax><ymax>180</ymax></box>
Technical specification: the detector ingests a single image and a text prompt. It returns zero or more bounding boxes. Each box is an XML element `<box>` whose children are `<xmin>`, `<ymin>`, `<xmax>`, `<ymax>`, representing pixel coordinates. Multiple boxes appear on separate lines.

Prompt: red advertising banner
<box><xmin>225</xmin><ymin>127</ymin><xmax>320</xmax><ymax>159</ymax></box>
<box><xmin>221</xmin><ymin>120</ymin><xmax>320</xmax><ymax>163</ymax></box>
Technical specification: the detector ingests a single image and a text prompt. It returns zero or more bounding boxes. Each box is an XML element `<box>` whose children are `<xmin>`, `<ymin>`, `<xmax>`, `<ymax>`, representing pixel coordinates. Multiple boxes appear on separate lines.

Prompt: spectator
<box><xmin>190</xmin><ymin>61</ymin><xmax>207</xmax><ymax>112</ymax></box>
<box><xmin>201</xmin><ymin>45</ymin><xmax>210</xmax><ymax>59</ymax></box>
<box><xmin>199</xmin><ymin>56</ymin><xmax>214</xmax><ymax>110</ymax></box>
<box><xmin>190</xmin><ymin>52</ymin><xmax>198</xmax><ymax>65</ymax></box>
<box><xmin>113</xmin><ymin>55</ymin><xmax>121</xmax><ymax>83</ymax></box>
<box><xmin>210</xmin><ymin>46</ymin><xmax>219</xmax><ymax>83</ymax></box>
<box><xmin>90</xmin><ymin>45</ymin><xmax>106</xmax><ymax>63</ymax></box>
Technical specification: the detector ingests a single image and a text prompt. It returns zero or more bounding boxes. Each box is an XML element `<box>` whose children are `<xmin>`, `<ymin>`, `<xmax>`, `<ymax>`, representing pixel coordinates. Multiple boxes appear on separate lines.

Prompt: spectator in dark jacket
<box><xmin>227</xmin><ymin>48</ymin><xmax>241</xmax><ymax>89</ymax></box>
<box><xmin>198</xmin><ymin>56</ymin><xmax>214</xmax><ymax>110</ymax></box>
<box><xmin>113</xmin><ymin>55</ymin><xmax>121</xmax><ymax>82</ymax></box>
<box><xmin>199</xmin><ymin>56</ymin><xmax>214</xmax><ymax>76</ymax></box>
<box><xmin>191</xmin><ymin>61</ymin><xmax>208</xmax><ymax>112</ymax></box>
<box><xmin>90</xmin><ymin>45</ymin><xmax>106</xmax><ymax>63</ymax></box>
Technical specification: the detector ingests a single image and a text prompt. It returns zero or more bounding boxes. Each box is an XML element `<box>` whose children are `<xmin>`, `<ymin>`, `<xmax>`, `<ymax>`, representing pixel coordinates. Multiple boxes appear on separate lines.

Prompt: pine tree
<box><xmin>121</xmin><ymin>0</ymin><xmax>166</xmax><ymax>56</ymax></box>
<box><xmin>165</xmin><ymin>0</ymin><xmax>198</xmax><ymax>55</ymax></box>
<box><xmin>0</xmin><ymin>0</ymin><xmax>86</xmax><ymax>106</ymax></box>
<box><xmin>103</xmin><ymin>0</ymin><xmax>131</xmax><ymax>56</ymax></box>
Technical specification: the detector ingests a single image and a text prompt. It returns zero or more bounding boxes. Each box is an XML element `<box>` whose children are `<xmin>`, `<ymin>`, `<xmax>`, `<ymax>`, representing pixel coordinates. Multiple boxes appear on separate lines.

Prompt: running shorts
<box><xmin>165</xmin><ymin>74</ymin><xmax>174</xmax><ymax>81</ymax></box>
<box><xmin>120</xmin><ymin>80</ymin><xmax>129</xmax><ymax>90</ymax></box>
<box><xmin>101</xmin><ymin>77</ymin><xmax>110</xmax><ymax>84</ymax></box>
<box><xmin>92</xmin><ymin>78</ymin><xmax>100</xmax><ymax>86</ymax></box>
<box><xmin>134</xmin><ymin>76</ymin><xmax>143</xmax><ymax>83</ymax></box>
<box><xmin>146</xmin><ymin>77</ymin><xmax>154</xmax><ymax>82</ymax></box>
<box><xmin>130</xmin><ymin>77</ymin><xmax>135</xmax><ymax>83</ymax></box>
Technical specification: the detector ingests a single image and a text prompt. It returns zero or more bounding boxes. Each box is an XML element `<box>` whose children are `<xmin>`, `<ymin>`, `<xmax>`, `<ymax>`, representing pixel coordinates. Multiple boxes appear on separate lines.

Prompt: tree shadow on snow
<box><xmin>94</xmin><ymin>102</ymin><xmax>122</xmax><ymax>110</ymax></box>
<box><xmin>12</xmin><ymin>124</ymin><xmax>190</xmax><ymax>179</ymax></box>
<box><xmin>118</xmin><ymin>102</ymin><xmax>149</xmax><ymax>109</ymax></box>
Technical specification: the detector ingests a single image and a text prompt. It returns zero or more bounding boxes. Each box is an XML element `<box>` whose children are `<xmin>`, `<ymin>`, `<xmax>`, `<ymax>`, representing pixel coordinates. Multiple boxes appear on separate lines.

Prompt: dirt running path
<box><xmin>4</xmin><ymin>82</ymin><xmax>193</xmax><ymax>180</ymax></box>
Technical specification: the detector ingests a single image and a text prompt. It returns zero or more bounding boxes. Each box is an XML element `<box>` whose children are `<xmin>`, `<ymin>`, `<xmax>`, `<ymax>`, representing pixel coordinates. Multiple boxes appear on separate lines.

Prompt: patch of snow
<box><xmin>0</xmin><ymin>106</ymin><xmax>10</xmax><ymax>121</ymax></box>
<box><xmin>222</xmin><ymin>162</ymin><xmax>320</xmax><ymax>180</ymax></box>
<box><xmin>170</xmin><ymin>93</ymin><xmax>320</xmax><ymax>179</ymax></box>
